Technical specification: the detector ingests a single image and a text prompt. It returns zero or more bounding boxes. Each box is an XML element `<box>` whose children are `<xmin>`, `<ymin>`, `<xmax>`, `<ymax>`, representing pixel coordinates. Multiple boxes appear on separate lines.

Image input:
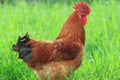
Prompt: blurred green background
<box><xmin>1</xmin><ymin>0</ymin><xmax>93</xmax><ymax>5</ymax></box>
<box><xmin>0</xmin><ymin>0</ymin><xmax>120</xmax><ymax>80</ymax></box>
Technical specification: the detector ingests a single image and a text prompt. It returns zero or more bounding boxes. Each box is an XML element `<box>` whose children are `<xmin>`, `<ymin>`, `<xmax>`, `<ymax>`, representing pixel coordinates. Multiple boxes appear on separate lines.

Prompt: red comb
<box><xmin>73</xmin><ymin>2</ymin><xmax>90</xmax><ymax>15</ymax></box>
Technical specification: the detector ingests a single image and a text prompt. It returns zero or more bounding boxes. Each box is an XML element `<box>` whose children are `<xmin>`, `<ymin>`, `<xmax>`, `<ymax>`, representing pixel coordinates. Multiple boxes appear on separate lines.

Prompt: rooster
<box><xmin>12</xmin><ymin>1</ymin><xmax>90</xmax><ymax>80</ymax></box>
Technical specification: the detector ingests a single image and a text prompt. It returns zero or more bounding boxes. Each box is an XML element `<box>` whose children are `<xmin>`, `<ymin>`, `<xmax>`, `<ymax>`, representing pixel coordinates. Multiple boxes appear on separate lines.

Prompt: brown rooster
<box><xmin>12</xmin><ymin>1</ymin><xmax>90</xmax><ymax>80</ymax></box>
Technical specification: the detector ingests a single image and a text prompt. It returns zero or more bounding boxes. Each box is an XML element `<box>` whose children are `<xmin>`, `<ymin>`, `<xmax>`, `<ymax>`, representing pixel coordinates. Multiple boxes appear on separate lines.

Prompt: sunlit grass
<box><xmin>0</xmin><ymin>0</ymin><xmax>120</xmax><ymax>80</ymax></box>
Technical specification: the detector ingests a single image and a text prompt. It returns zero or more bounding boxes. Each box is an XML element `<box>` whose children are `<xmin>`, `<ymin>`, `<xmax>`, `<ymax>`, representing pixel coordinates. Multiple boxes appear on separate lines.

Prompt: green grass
<box><xmin>0</xmin><ymin>0</ymin><xmax>120</xmax><ymax>80</ymax></box>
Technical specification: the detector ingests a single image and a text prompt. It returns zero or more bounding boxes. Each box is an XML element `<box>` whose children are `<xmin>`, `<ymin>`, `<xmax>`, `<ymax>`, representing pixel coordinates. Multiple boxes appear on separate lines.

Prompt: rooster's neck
<box><xmin>56</xmin><ymin>11</ymin><xmax>85</xmax><ymax>45</ymax></box>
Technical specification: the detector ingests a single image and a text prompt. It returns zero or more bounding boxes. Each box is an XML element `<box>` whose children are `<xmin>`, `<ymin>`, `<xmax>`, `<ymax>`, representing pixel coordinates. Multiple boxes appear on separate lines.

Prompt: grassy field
<box><xmin>0</xmin><ymin>0</ymin><xmax>120</xmax><ymax>80</ymax></box>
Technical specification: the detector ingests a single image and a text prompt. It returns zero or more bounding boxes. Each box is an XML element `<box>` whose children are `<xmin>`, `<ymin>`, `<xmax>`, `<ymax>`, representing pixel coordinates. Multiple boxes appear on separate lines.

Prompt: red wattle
<box><xmin>82</xmin><ymin>17</ymin><xmax>87</xmax><ymax>26</ymax></box>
